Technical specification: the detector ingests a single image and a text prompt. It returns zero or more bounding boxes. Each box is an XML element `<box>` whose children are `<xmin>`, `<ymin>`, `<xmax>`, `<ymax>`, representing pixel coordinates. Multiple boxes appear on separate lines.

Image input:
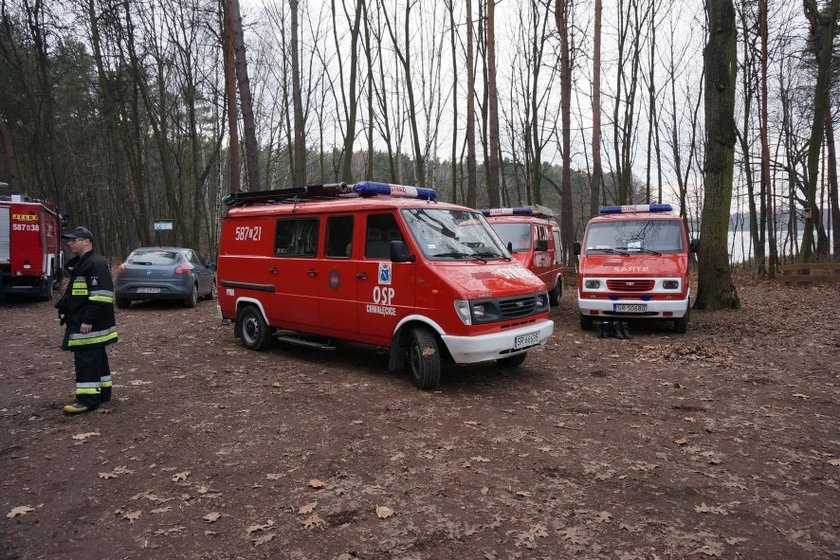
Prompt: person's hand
<box><xmin>80</xmin><ymin>323</ymin><xmax>92</xmax><ymax>334</ymax></box>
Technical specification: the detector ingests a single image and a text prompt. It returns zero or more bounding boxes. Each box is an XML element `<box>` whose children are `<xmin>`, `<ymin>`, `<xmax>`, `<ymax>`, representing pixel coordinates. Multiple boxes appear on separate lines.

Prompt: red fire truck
<box><xmin>216</xmin><ymin>181</ymin><xmax>554</xmax><ymax>390</ymax></box>
<box><xmin>0</xmin><ymin>192</ymin><xmax>63</xmax><ymax>302</ymax></box>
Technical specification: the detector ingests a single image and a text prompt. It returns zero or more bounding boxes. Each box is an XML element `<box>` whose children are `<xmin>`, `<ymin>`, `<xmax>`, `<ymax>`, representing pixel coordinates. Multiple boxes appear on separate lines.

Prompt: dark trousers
<box><xmin>73</xmin><ymin>347</ymin><xmax>112</xmax><ymax>407</ymax></box>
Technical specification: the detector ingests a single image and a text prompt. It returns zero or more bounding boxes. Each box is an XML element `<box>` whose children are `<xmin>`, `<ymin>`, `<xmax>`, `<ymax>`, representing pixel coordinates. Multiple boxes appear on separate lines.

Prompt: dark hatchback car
<box><xmin>114</xmin><ymin>247</ymin><xmax>215</xmax><ymax>309</ymax></box>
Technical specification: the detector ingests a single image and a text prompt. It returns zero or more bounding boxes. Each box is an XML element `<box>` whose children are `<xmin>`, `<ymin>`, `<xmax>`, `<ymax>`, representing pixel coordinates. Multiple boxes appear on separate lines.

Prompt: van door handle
<box><xmin>268</xmin><ymin>267</ymin><xmax>279</xmax><ymax>274</ymax></box>
<box><xmin>356</xmin><ymin>272</ymin><xmax>368</xmax><ymax>280</ymax></box>
<box><xmin>307</xmin><ymin>269</ymin><xmax>318</xmax><ymax>277</ymax></box>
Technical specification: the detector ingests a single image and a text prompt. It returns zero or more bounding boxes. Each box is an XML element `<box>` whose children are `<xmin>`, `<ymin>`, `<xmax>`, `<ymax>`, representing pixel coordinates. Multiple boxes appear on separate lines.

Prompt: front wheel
<box><xmin>115</xmin><ymin>298</ymin><xmax>131</xmax><ymax>309</ymax></box>
<box><xmin>407</xmin><ymin>327</ymin><xmax>441</xmax><ymax>390</ymax></box>
<box><xmin>237</xmin><ymin>305</ymin><xmax>274</xmax><ymax>350</ymax></box>
<box><xmin>673</xmin><ymin>303</ymin><xmax>690</xmax><ymax>334</ymax></box>
<box><xmin>549</xmin><ymin>277</ymin><xmax>562</xmax><ymax>307</ymax></box>
<box><xmin>497</xmin><ymin>353</ymin><xmax>527</xmax><ymax>368</ymax></box>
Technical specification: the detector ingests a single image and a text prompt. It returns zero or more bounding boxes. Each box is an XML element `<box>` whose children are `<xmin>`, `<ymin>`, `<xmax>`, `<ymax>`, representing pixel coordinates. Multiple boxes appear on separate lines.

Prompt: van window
<box><xmin>487</xmin><ymin>223</ymin><xmax>531</xmax><ymax>252</ymax></box>
<box><xmin>365</xmin><ymin>213</ymin><xmax>403</xmax><ymax>259</ymax></box>
<box><xmin>326</xmin><ymin>215</ymin><xmax>354</xmax><ymax>258</ymax></box>
<box><xmin>275</xmin><ymin>218</ymin><xmax>319</xmax><ymax>257</ymax></box>
<box><xmin>585</xmin><ymin>219</ymin><xmax>685</xmax><ymax>254</ymax></box>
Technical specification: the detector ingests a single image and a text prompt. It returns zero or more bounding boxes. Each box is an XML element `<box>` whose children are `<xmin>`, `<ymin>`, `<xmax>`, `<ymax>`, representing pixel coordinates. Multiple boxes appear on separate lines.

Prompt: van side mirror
<box><xmin>690</xmin><ymin>239</ymin><xmax>699</xmax><ymax>253</ymax></box>
<box><xmin>573</xmin><ymin>242</ymin><xmax>581</xmax><ymax>256</ymax></box>
<box><xmin>535</xmin><ymin>239</ymin><xmax>549</xmax><ymax>252</ymax></box>
<box><xmin>507</xmin><ymin>241</ymin><xmax>513</xmax><ymax>254</ymax></box>
<box><xmin>390</xmin><ymin>240</ymin><xmax>415</xmax><ymax>263</ymax></box>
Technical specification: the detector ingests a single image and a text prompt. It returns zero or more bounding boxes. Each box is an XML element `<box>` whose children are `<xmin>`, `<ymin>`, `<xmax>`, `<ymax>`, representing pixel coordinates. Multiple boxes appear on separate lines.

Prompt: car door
<box><xmin>188</xmin><ymin>250</ymin><xmax>214</xmax><ymax>296</ymax></box>
<box><xmin>271</xmin><ymin>217</ymin><xmax>321</xmax><ymax>331</ymax></box>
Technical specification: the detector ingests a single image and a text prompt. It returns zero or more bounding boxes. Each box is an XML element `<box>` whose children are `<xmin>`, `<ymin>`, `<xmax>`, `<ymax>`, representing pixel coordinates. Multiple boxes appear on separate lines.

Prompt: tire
<box><xmin>39</xmin><ymin>276</ymin><xmax>53</xmax><ymax>301</ymax></box>
<box><xmin>238</xmin><ymin>305</ymin><xmax>274</xmax><ymax>351</ymax></box>
<box><xmin>548</xmin><ymin>277</ymin><xmax>562</xmax><ymax>307</ymax></box>
<box><xmin>497</xmin><ymin>352</ymin><xmax>527</xmax><ymax>368</ymax></box>
<box><xmin>674</xmin><ymin>302</ymin><xmax>690</xmax><ymax>334</ymax></box>
<box><xmin>580</xmin><ymin>313</ymin><xmax>595</xmax><ymax>331</ymax></box>
<box><xmin>184</xmin><ymin>284</ymin><xmax>198</xmax><ymax>308</ymax></box>
<box><xmin>115</xmin><ymin>298</ymin><xmax>131</xmax><ymax>309</ymax></box>
<box><xmin>407</xmin><ymin>327</ymin><xmax>441</xmax><ymax>390</ymax></box>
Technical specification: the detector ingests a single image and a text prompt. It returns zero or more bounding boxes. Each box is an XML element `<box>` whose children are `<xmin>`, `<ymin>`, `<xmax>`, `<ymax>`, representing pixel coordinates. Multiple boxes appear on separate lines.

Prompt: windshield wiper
<box><xmin>474</xmin><ymin>251</ymin><xmax>510</xmax><ymax>262</ymax></box>
<box><xmin>587</xmin><ymin>248</ymin><xmax>629</xmax><ymax>256</ymax></box>
<box><xmin>432</xmin><ymin>251</ymin><xmax>489</xmax><ymax>263</ymax></box>
<box><xmin>615</xmin><ymin>246</ymin><xmax>662</xmax><ymax>255</ymax></box>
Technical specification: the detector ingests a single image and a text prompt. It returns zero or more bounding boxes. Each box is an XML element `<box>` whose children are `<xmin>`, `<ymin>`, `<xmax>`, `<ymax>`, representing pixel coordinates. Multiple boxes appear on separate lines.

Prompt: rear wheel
<box><xmin>549</xmin><ymin>277</ymin><xmax>562</xmax><ymax>307</ymax></box>
<box><xmin>580</xmin><ymin>313</ymin><xmax>595</xmax><ymax>331</ymax></box>
<box><xmin>407</xmin><ymin>327</ymin><xmax>441</xmax><ymax>390</ymax></box>
<box><xmin>184</xmin><ymin>284</ymin><xmax>198</xmax><ymax>308</ymax></box>
<box><xmin>39</xmin><ymin>275</ymin><xmax>53</xmax><ymax>301</ymax></box>
<box><xmin>497</xmin><ymin>353</ymin><xmax>527</xmax><ymax>368</ymax></box>
<box><xmin>115</xmin><ymin>298</ymin><xmax>131</xmax><ymax>309</ymax></box>
<box><xmin>238</xmin><ymin>305</ymin><xmax>274</xmax><ymax>350</ymax></box>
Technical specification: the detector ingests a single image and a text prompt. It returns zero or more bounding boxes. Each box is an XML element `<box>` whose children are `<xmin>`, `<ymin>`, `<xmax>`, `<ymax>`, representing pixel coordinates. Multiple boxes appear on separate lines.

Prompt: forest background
<box><xmin>0</xmin><ymin>0</ymin><xmax>838</xmax><ymax>273</ymax></box>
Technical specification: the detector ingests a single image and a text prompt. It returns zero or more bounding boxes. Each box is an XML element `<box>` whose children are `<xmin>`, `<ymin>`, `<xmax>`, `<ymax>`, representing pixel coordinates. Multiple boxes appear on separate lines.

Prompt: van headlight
<box><xmin>454</xmin><ymin>300</ymin><xmax>472</xmax><ymax>325</ymax></box>
<box><xmin>662</xmin><ymin>280</ymin><xmax>679</xmax><ymax>289</ymax></box>
<box><xmin>535</xmin><ymin>293</ymin><xmax>549</xmax><ymax>312</ymax></box>
<box><xmin>584</xmin><ymin>279</ymin><xmax>601</xmax><ymax>289</ymax></box>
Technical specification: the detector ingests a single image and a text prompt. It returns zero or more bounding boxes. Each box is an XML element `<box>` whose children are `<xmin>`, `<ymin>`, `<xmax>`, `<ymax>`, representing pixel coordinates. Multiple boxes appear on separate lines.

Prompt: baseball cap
<box><xmin>61</xmin><ymin>226</ymin><xmax>94</xmax><ymax>240</ymax></box>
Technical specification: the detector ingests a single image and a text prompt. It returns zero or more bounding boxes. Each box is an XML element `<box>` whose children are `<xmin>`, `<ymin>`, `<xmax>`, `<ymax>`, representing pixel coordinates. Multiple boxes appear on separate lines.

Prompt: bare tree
<box><xmin>290</xmin><ymin>0</ymin><xmax>306</xmax><ymax>185</ymax></box>
<box><xmin>590</xmin><ymin>0</ymin><xmax>603</xmax><ymax>218</ymax></box>
<box><xmin>466</xmin><ymin>0</ymin><xmax>478</xmax><ymax>207</ymax></box>
<box><xmin>486</xmin><ymin>0</ymin><xmax>500</xmax><ymax>206</ymax></box>
<box><xmin>227</xmin><ymin>0</ymin><xmax>260</xmax><ymax>190</ymax></box>
<box><xmin>556</xmin><ymin>0</ymin><xmax>574</xmax><ymax>263</ymax></box>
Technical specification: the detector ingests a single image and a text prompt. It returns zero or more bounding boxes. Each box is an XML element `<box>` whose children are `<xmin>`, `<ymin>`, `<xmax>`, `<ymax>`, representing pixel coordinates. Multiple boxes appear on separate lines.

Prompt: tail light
<box><xmin>117</xmin><ymin>264</ymin><xmax>126</xmax><ymax>275</ymax></box>
<box><xmin>174</xmin><ymin>264</ymin><xmax>192</xmax><ymax>275</ymax></box>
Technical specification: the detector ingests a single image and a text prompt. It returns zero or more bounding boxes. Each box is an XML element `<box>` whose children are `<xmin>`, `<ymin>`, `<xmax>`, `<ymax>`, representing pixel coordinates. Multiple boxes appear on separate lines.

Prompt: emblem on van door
<box><xmin>378</xmin><ymin>263</ymin><xmax>392</xmax><ymax>285</ymax></box>
<box><xmin>328</xmin><ymin>271</ymin><xmax>341</xmax><ymax>289</ymax></box>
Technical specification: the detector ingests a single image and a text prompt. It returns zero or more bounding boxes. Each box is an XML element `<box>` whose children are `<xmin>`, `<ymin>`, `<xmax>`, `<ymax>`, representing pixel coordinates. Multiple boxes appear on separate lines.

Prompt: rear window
<box><xmin>128</xmin><ymin>250</ymin><xmax>180</xmax><ymax>265</ymax></box>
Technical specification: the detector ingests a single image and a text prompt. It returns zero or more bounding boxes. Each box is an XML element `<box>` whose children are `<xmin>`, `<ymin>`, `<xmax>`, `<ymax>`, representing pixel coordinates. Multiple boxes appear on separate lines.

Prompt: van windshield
<box><xmin>584</xmin><ymin>219</ymin><xmax>685</xmax><ymax>254</ymax></box>
<box><xmin>402</xmin><ymin>208</ymin><xmax>510</xmax><ymax>261</ymax></box>
<box><xmin>488</xmin><ymin>223</ymin><xmax>531</xmax><ymax>252</ymax></box>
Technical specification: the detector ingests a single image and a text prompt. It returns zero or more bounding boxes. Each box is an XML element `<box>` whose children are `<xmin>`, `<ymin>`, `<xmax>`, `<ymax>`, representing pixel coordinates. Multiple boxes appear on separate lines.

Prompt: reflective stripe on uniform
<box><xmin>67</xmin><ymin>326</ymin><xmax>118</xmax><ymax>347</ymax></box>
<box><xmin>76</xmin><ymin>382</ymin><xmax>101</xmax><ymax>395</ymax></box>
<box><xmin>72</xmin><ymin>278</ymin><xmax>88</xmax><ymax>296</ymax></box>
<box><xmin>89</xmin><ymin>290</ymin><xmax>114</xmax><ymax>303</ymax></box>
<box><xmin>100</xmin><ymin>375</ymin><xmax>112</xmax><ymax>388</ymax></box>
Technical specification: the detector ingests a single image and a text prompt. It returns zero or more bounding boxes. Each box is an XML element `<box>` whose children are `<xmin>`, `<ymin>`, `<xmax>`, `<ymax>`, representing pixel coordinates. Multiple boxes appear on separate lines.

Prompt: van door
<box><xmin>532</xmin><ymin>224</ymin><xmax>552</xmax><ymax>285</ymax></box>
<box><xmin>356</xmin><ymin>212</ymin><xmax>415</xmax><ymax>346</ymax></box>
<box><xmin>272</xmin><ymin>217</ymin><xmax>321</xmax><ymax>330</ymax></box>
<box><xmin>318</xmin><ymin>214</ymin><xmax>359</xmax><ymax>338</ymax></box>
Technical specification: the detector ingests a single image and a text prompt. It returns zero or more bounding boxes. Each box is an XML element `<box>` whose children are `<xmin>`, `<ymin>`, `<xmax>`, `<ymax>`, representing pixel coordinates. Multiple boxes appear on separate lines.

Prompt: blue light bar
<box><xmin>353</xmin><ymin>181</ymin><xmax>436</xmax><ymax>201</ymax></box>
<box><xmin>600</xmin><ymin>204</ymin><xmax>673</xmax><ymax>215</ymax></box>
<box><xmin>481</xmin><ymin>205</ymin><xmax>556</xmax><ymax>217</ymax></box>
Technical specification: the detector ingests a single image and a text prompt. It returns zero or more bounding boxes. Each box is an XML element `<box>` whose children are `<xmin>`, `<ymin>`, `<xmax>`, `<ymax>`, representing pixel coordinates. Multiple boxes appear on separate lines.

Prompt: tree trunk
<box><xmin>222</xmin><ymin>0</ymin><xmax>240</xmax><ymax>194</ymax></box>
<box><xmin>759</xmin><ymin>0</ymin><xmax>777</xmax><ymax>276</ymax></box>
<box><xmin>466</xmin><ymin>0</ymin><xmax>478</xmax><ymax>207</ymax></box>
<box><xmin>801</xmin><ymin>0</ymin><xmax>839</xmax><ymax>261</ymax></box>
<box><xmin>556</xmin><ymin>0</ymin><xmax>573</xmax><ymax>264</ymax></box>
<box><xmin>290</xmin><ymin>0</ymin><xmax>307</xmax><ymax>186</ymax></box>
<box><xmin>590</xmin><ymin>0</ymin><xmax>602</xmax><ymax>219</ymax></box>
<box><xmin>695</xmin><ymin>0</ymin><xmax>740</xmax><ymax>310</ymax></box>
<box><xmin>486</xmin><ymin>0</ymin><xmax>500</xmax><ymax>206</ymax></box>
<box><xmin>227</xmin><ymin>0</ymin><xmax>260</xmax><ymax>190</ymax></box>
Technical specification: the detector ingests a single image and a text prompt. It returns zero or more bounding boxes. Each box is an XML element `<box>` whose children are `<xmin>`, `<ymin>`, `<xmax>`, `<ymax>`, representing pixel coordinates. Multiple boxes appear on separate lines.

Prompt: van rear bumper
<box><xmin>441</xmin><ymin>319</ymin><xmax>554</xmax><ymax>363</ymax></box>
<box><xmin>578</xmin><ymin>294</ymin><xmax>689</xmax><ymax>318</ymax></box>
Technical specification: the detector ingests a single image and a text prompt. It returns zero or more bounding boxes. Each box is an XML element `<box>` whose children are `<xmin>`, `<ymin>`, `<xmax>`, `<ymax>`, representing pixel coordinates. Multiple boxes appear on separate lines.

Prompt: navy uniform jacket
<box><xmin>57</xmin><ymin>250</ymin><xmax>118</xmax><ymax>351</ymax></box>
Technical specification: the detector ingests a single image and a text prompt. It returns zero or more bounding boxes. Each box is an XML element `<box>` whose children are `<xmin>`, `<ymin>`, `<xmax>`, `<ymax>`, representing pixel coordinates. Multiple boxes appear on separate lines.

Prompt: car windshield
<box><xmin>401</xmin><ymin>208</ymin><xmax>509</xmax><ymax>261</ymax></box>
<box><xmin>128</xmin><ymin>250</ymin><xmax>180</xmax><ymax>265</ymax></box>
<box><xmin>488</xmin><ymin>223</ymin><xmax>531</xmax><ymax>252</ymax></box>
<box><xmin>584</xmin><ymin>219</ymin><xmax>685</xmax><ymax>254</ymax></box>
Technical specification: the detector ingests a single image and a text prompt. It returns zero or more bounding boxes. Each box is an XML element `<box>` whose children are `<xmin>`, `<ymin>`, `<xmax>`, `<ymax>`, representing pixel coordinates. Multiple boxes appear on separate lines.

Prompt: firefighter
<box><xmin>56</xmin><ymin>226</ymin><xmax>118</xmax><ymax>414</ymax></box>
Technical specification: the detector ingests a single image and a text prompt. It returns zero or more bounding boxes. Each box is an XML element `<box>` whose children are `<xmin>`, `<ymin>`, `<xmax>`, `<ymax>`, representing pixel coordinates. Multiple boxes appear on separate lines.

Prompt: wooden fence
<box><xmin>778</xmin><ymin>262</ymin><xmax>840</xmax><ymax>284</ymax></box>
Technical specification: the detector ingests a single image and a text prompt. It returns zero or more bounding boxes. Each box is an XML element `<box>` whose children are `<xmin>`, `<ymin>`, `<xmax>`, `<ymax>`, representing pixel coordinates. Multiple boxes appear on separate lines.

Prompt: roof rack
<box><xmin>480</xmin><ymin>205</ymin><xmax>556</xmax><ymax>219</ymax></box>
<box><xmin>223</xmin><ymin>181</ymin><xmax>436</xmax><ymax>207</ymax></box>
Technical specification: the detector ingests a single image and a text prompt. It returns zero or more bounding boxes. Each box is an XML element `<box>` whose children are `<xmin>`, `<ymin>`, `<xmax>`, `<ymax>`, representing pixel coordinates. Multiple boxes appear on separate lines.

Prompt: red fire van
<box><xmin>216</xmin><ymin>181</ymin><xmax>554</xmax><ymax>389</ymax></box>
<box><xmin>575</xmin><ymin>204</ymin><xmax>698</xmax><ymax>333</ymax></box>
<box><xmin>482</xmin><ymin>206</ymin><xmax>565</xmax><ymax>307</ymax></box>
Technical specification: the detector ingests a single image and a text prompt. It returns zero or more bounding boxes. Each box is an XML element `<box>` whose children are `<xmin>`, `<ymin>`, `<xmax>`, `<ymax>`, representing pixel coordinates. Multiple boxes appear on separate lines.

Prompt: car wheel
<box><xmin>549</xmin><ymin>277</ymin><xmax>562</xmax><ymax>307</ymax></box>
<box><xmin>497</xmin><ymin>352</ymin><xmax>527</xmax><ymax>368</ymax></box>
<box><xmin>184</xmin><ymin>284</ymin><xmax>198</xmax><ymax>308</ymax></box>
<box><xmin>580</xmin><ymin>313</ymin><xmax>595</xmax><ymax>331</ymax></box>
<box><xmin>407</xmin><ymin>327</ymin><xmax>441</xmax><ymax>390</ymax></box>
<box><xmin>237</xmin><ymin>305</ymin><xmax>274</xmax><ymax>350</ymax></box>
<box><xmin>115</xmin><ymin>298</ymin><xmax>130</xmax><ymax>309</ymax></box>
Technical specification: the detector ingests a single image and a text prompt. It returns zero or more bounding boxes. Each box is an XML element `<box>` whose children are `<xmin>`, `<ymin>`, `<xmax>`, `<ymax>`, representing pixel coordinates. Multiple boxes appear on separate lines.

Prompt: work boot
<box><xmin>621</xmin><ymin>321</ymin><xmax>633</xmax><ymax>339</ymax></box>
<box><xmin>63</xmin><ymin>402</ymin><xmax>92</xmax><ymax>414</ymax></box>
<box><xmin>100</xmin><ymin>388</ymin><xmax>111</xmax><ymax>402</ymax></box>
<box><xmin>613</xmin><ymin>321</ymin><xmax>626</xmax><ymax>340</ymax></box>
<box><xmin>598</xmin><ymin>322</ymin><xmax>608</xmax><ymax>338</ymax></box>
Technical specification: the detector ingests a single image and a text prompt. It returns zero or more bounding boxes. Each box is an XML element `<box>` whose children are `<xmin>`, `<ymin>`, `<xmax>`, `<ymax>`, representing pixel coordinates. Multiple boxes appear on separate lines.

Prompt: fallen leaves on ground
<box><xmin>6</xmin><ymin>506</ymin><xmax>34</xmax><ymax>519</ymax></box>
<box><xmin>71</xmin><ymin>432</ymin><xmax>99</xmax><ymax>441</ymax></box>
<box><xmin>375</xmin><ymin>506</ymin><xmax>394</xmax><ymax>519</ymax></box>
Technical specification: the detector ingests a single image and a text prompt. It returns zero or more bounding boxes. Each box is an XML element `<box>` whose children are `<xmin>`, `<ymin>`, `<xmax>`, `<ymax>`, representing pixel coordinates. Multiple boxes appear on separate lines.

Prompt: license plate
<box><xmin>614</xmin><ymin>303</ymin><xmax>646</xmax><ymax>312</ymax></box>
<box><xmin>137</xmin><ymin>287</ymin><xmax>161</xmax><ymax>294</ymax></box>
<box><xmin>514</xmin><ymin>331</ymin><xmax>540</xmax><ymax>349</ymax></box>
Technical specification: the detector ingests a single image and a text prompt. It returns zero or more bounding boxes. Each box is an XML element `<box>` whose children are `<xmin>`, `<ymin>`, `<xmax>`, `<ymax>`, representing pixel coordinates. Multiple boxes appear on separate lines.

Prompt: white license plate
<box><xmin>514</xmin><ymin>331</ymin><xmax>540</xmax><ymax>349</ymax></box>
<box><xmin>614</xmin><ymin>303</ymin><xmax>646</xmax><ymax>312</ymax></box>
<box><xmin>137</xmin><ymin>287</ymin><xmax>161</xmax><ymax>294</ymax></box>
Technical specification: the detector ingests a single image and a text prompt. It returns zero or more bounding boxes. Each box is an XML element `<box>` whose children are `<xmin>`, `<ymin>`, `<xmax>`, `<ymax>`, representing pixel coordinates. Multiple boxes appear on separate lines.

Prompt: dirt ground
<box><xmin>1</xmin><ymin>277</ymin><xmax>839</xmax><ymax>560</ymax></box>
